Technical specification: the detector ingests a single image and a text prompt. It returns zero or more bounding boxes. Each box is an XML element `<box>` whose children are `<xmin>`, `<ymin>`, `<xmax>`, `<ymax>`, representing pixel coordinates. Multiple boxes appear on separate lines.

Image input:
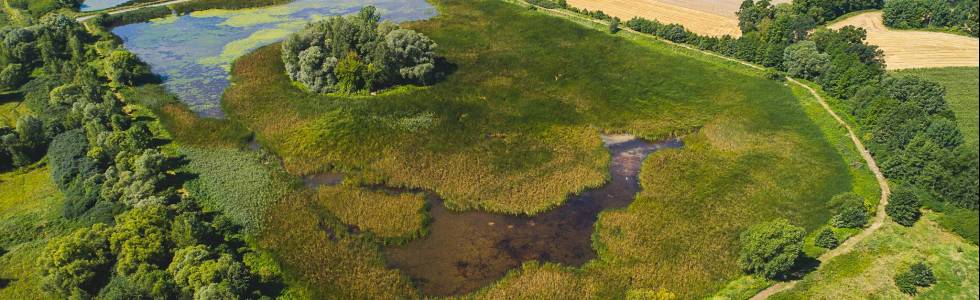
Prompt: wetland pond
<box><xmin>111</xmin><ymin>0</ymin><xmax>436</xmax><ymax>117</ymax></box>
<box><xmin>384</xmin><ymin>135</ymin><xmax>683</xmax><ymax>296</ymax></box>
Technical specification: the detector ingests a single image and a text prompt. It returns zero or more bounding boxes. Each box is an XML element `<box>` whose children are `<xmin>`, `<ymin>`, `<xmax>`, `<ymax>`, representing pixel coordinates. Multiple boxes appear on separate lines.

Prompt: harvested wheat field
<box><xmin>566</xmin><ymin>0</ymin><xmax>789</xmax><ymax>37</ymax></box>
<box><xmin>829</xmin><ymin>11</ymin><xmax>979</xmax><ymax>70</ymax></box>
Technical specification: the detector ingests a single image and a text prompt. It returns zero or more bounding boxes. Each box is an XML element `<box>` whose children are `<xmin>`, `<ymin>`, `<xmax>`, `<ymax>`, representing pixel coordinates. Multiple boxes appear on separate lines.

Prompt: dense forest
<box><xmin>0</xmin><ymin>11</ymin><xmax>283</xmax><ymax>300</ymax></box>
<box><xmin>883</xmin><ymin>0</ymin><xmax>979</xmax><ymax>36</ymax></box>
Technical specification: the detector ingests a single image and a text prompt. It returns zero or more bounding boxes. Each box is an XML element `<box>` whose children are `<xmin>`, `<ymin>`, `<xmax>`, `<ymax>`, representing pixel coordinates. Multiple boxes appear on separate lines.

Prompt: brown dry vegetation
<box><xmin>565</xmin><ymin>0</ymin><xmax>790</xmax><ymax>37</ymax></box>
<box><xmin>828</xmin><ymin>11</ymin><xmax>980</xmax><ymax>70</ymax></box>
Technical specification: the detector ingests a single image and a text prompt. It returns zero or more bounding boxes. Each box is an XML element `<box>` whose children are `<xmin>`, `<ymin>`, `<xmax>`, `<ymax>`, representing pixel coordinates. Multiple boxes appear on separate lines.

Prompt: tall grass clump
<box><xmin>315</xmin><ymin>185</ymin><xmax>427</xmax><ymax>242</ymax></box>
<box><xmin>180</xmin><ymin>146</ymin><xmax>293</xmax><ymax>233</ymax></box>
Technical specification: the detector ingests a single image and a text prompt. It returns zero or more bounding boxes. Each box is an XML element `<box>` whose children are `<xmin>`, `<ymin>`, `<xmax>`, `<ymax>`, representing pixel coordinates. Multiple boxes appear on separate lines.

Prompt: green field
<box><xmin>772</xmin><ymin>212</ymin><xmax>979</xmax><ymax>299</ymax></box>
<box><xmin>0</xmin><ymin>95</ymin><xmax>27</xmax><ymax>127</ymax></box>
<box><xmin>205</xmin><ymin>0</ymin><xmax>870</xmax><ymax>297</ymax></box>
<box><xmin>892</xmin><ymin>67</ymin><xmax>979</xmax><ymax>147</ymax></box>
<box><xmin>0</xmin><ymin>167</ymin><xmax>79</xmax><ymax>299</ymax></box>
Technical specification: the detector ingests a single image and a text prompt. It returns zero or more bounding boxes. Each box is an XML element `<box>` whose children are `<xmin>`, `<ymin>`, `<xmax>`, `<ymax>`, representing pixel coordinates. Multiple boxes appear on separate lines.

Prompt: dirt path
<box><xmin>516</xmin><ymin>1</ymin><xmax>893</xmax><ymax>298</ymax></box>
<box><xmin>828</xmin><ymin>11</ymin><xmax>979</xmax><ymax>70</ymax></box>
<box><xmin>75</xmin><ymin>0</ymin><xmax>193</xmax><ymax>21</ymax></box>
<box><xmin>749</xmin><ymin>79</ymin><xmax>891</xmax><ymax>300</ymax></box>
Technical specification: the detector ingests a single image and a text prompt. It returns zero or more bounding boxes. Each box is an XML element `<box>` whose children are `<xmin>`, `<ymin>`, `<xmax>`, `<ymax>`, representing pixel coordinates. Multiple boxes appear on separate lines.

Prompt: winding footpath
<box><xmin>517</xmin><ymin>1</ymin><xmax>892</xmax><ymax>298</ymax></box>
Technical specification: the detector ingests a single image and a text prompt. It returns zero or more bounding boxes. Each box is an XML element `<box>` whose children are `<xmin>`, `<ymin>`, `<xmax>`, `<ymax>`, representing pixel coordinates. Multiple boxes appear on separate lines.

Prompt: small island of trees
<box><xmin>281</xmin><ymin>6</ymin><xmax>441</xmax><ymax>94</ymax></box>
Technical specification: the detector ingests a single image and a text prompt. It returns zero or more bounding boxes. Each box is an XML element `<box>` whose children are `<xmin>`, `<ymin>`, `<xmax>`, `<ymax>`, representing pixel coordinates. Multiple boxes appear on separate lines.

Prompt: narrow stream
<box><xmin>383</xmin><ymin>134</ymin><xmax>683</xmax><ymax>296</ymax></box>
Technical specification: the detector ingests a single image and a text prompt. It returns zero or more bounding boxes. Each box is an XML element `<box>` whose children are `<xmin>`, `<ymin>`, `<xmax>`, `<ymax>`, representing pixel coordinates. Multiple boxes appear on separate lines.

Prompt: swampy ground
<box><xmin>151</xmin><ymin>0</ymin><xmax>873</xmax><ymax>298</ymax></box>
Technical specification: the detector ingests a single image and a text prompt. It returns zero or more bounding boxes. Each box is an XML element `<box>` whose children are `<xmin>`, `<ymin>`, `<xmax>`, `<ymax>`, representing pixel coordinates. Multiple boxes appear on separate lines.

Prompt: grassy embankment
<box><xmin>771</xmin><ymin>212</ymin><xmax>979</xmax><ymax>299</ymax></box>
<box><xmin>201</xmin><ymin>0</ymin><xmax>866</xmax><ymax>298</ymax></box>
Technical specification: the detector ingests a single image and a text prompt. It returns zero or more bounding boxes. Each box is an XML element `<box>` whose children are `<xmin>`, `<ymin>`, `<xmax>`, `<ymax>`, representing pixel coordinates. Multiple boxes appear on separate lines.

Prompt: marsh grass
<box><xmin>209</xmin><ymin>0</ymin><xmax>869</xmax><ymax>298</ymax></box>
<box><xmin>315</xmin><ymin>185</ymin><xmax>428</xmax><ymax>242</ymax></box>
<box><xmin>223</xmin><ymin>0</ymin><xmax>827</xmax><ymax>216</ymax></box>
<box><xmin>121</xmin><ymin>84</ymin><xmax>251</xmax><ymax>148</ymax></box>
<box><xmin>257</xmin><ymin>191</ymin><xmax>418</xmax><ymax>299</ymax></box>
<box><xmin>180</xmin><ymin>146</ymin><xmax>295</xmax><ymax>233</ymax></box>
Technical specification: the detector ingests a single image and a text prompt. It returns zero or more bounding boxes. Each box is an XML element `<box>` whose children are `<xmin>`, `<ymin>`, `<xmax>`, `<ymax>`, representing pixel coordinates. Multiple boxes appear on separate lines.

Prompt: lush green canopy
<box><xmin>281</xmin><ymin>6</ymin><xmax>439</xmax><ymax>94</ymax></box>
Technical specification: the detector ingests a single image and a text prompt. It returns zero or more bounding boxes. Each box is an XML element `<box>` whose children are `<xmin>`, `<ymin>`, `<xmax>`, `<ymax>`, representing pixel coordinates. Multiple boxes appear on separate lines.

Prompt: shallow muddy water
<box><xmin>384</xmin><ymin>135</ymin><xmax>683</xmax><ymax>296</ymax></box>
<box><xmin>112</xmin><ymin>0</ymin><xmax>436</xmax><ymax>117</ymax></box>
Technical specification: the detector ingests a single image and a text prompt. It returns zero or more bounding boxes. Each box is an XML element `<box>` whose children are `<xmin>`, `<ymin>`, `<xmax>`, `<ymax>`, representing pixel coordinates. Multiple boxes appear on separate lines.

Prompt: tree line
<box><xmin>1</xmin><ymin>11</ymin><xmax>284</xmax><ymax>300</ymax></box>
<box><xmin>883</xmin><ymin>0</ymin><xmax>979</xmax><ymax>37</ymax></box>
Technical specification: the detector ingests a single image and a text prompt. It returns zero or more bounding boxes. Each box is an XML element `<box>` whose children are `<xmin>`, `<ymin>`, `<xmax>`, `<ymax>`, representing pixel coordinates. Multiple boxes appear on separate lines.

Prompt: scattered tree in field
<box><xmin>815</xmin><ymin>228</ymin><xmax>839</xmax><ymax>249</ymax></box>
<box><xmin>782</xmin><ymin>41</ymin><xmax>829</xmax><ymax>79</ymax></box>
<box><xmin>282</xmin><ymin>6</ymin><xmax>440</xmax><ymax>94</ymax></box>
<box><xmin>609</xmin><ymin>18</ymin><xmax>620</xmax><ymax>33</ymax></box>
<box><xmin>894</xmin><ymin>262</ymin><xmax>936</xmax><ymax>295</ymax></box>
<box><xmin>886</xmin><ymin>187</ymin><xmax>922</xmax><ymax>226</ymax></box>
<box><xmin>38</xmin><ymin>224</ymin><xmax>114</xmax><ymax>299</ymax></box>
<box><xmin>738</xmin><ymin>219</ymin><xmax>806</xmax><ymax>279</ymax></box>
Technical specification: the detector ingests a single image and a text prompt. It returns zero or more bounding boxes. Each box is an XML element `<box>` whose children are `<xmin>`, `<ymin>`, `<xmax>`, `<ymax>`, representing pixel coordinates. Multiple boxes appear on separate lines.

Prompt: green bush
<box><xmin>894</xmin><ymin>262</ymin><xmax>936</xmax><ymax>295</ymax></box>
<box><xmin>828</xmin><ymin>192</ymin><xmax>868</xmax><ymax>228</ymax></box>
<box><xmin>38</xmin><ymin>223</ymin><xmax>114</xmax><ymax>299</ymax></box>
<box><xmin>815</xmin><ymin>228</ymin><xmax>839</xmax><ymax>249</ymax></box>
<box><xmin>738</xmin><ymin>219</ymin><xmax>806</xmax><ymax>279</ymax></box>
<box><xmin>887</xmin><ymin>187</ymin><xmax>922</xmax><ymax>227</ymax></box>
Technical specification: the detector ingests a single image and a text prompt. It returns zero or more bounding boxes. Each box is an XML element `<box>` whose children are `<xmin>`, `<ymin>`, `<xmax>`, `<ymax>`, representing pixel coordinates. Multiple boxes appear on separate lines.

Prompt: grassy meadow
<box><xmin>204</xmin><ymin>0</ymin><xmax>870</xmax><ymax>298</ymax></box>
<box><xmin>771</xmin><ymin>212</ymin><xmax>980</xmax><ymax>299</ymax></box>
<box><xmin>0</xmin><ymin>92</ymin><xmax>27</xmax><ymax>127</ymax></box>
<box><xmin>0</xmin><ymin>167</ymin><xmax>84</xmax><ymax>299</ymax></box>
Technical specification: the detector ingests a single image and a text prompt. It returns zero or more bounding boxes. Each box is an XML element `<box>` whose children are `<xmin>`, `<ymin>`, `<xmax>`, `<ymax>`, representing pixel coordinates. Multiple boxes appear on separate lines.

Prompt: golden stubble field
<box><xmin>565</xmin><ymin>0</ymin><xmax>790</xmax><ymax>36</ymax></box>
<box><xmin>829</xmin><ymin>11</ymin><xmax>980</xmax><ymax>70</ymax></box>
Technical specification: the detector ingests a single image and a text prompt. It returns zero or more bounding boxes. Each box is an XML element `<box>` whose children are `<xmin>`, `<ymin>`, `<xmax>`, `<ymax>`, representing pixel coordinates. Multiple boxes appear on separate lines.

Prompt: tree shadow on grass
<box><xmin>0</xmin><ymin>277</ymin><xmax>11</xmax><ymax>289</ymax></box>
<box><xmin>783</xmin><ymin>255</ymin><xmax>821</xmax><ymax>281</ymax></box>
<box><xmin>434</xmin><ymin>56</ymin><xmax>458</xmax><ymax>82</ymax></box>
<box><xmin>0</xmin><ymin>91</ymin><xmax>21</xmax><ymax>104</ymax></box>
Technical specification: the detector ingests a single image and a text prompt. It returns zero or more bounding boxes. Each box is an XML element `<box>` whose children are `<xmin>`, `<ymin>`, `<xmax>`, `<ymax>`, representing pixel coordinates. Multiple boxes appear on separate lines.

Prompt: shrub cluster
<box><xmin>828</xmin><ymin>192</ymin><xmax>869</xmax><ymax>228</ymax></box>
<box><xmin>738</xmin><ymin>219</ymin><xmax>805</xmax><ymax>279</ymax></box>
<box><xmin>887</xmin><ymin>187</ymin><xmax>923</xmax><ymax>226</ymax></box>
<box><xmin>815</xmin><ymin>228</ymin><xmax>839</xmax><ymax>249</ymax></box>
<box><xmin>281</xmin><ymin>6</ymin><xmax>440</xmax><ymax>94</ymax></box>
<box><xmin>883</xmin><ymin>0</ymin><xmax>979</xmax><ymax>36</ymax></box>
<box><xmin>894</xmin><ymin>262</ymin><xmax>937</xmax><ymax>295</ymax></box>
